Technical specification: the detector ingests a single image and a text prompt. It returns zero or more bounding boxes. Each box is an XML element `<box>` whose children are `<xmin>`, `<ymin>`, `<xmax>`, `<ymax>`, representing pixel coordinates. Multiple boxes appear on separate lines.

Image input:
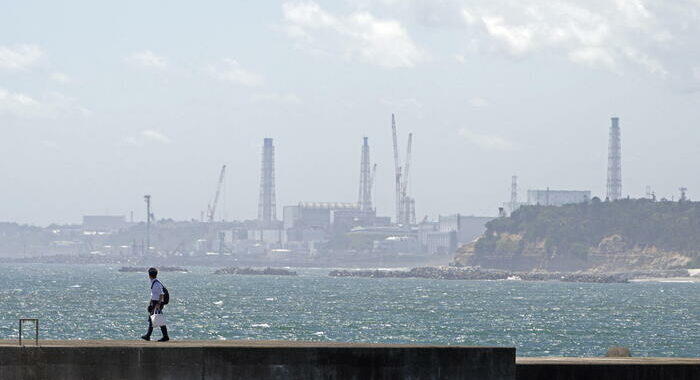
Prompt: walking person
<box><xmin>141</xmin><ymin>267</ymin><xmax>170</xmax><ymax>342</ymax></box>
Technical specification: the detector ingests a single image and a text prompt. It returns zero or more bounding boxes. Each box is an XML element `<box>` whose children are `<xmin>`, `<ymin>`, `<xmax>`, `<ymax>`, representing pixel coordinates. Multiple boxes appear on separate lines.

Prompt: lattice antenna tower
<box><xmin>258</xmin><ymin>138</ymin><xmax>277</xmax><ymax>226</ymax></box>
<box><xmin>606</xmin><ymin>117</ymin><xmax>622</xmax><ymax>201</ymax></box>
<box><xmin>510</xmin><ymin>175</ymin><xmax>518</xmax><ymax>214</ymax></box>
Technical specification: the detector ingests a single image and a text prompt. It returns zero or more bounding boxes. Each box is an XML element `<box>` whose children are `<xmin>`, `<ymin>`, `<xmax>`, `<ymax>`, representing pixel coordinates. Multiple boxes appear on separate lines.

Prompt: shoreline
<box><xmin>329</xmin><ymin>266</ymin><xmax>695</xmax><ymax>283</ymax></box>
<box><xmin>1</xmin><ymin>261</ymin><xmax>698</xmax><ymax>284</ymax></box>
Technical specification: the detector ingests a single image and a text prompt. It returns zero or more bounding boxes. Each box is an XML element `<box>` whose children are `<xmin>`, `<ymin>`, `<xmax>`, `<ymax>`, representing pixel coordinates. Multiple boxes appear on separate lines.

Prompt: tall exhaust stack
<box><xmin>258</xmin><ymin>138</ymin><xmax>277</xmax><ymax>227</ymax></box>
<box><xmin>606</xmin><ymin>117</ymin><xmax>622</xmax><ymax>201</ymax></box>
<box><xmin>358</xmin><ymin>137</ymin><xmax>373</xmax><ymax>213</ymax></box>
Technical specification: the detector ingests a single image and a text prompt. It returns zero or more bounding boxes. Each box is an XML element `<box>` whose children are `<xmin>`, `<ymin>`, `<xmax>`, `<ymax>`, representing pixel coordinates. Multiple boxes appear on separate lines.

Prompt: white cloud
<box><xmin>568</xmin><ymin>47</ymin><xmax>616</xmax><ymax>69</ymax></box>
<box><xmin>0</xmin><ymin>45</ymin><xmax>43</xmax><ymax>70</ymax></box>
<box><xmin>468</xmin><ymin>96</ymin><xmax>489</xmax><ymax>108</ymax></box>
<box><xmin>623</xmin><ymin>48</ymin><xmax>668</xmax><ymax>77</ymax></box>
<box><xmin>0</xmin><ymin>89</ymin><xmax>89</xmax><ymax>119</ymax></box>
<box><xmin>458</xmin><ymin>128</ymin><xmax>514</xmax><ymax>151</ymax></box>
<box><xmin>141</xmin><ymin>130</ymin><xmax>170</xmax><ymax>144</ymax></box>
<box><xmin>43</xmin><ymin>92</ymin><xmax>91</xmax><ymax>118</ymax></box>
<box><xmin>251</xmin><ymin>92</ymin><xmax>302</xmax><ymax>104</ymax></box>
<box><xmin>121</xmin><ymin>130</ymin><xmax>171</xmax><ymax>147</ymax></box>
<box><xmin>283</xmin><ymin>1</ymin><xmax>425</xmax><ymax>68</ymax></box>
<box><xmin>614</xmin><ymin>0</ymin><xmax>652</xmax><ymax>28</ymax></box>
<box><xmin>125</xmin><ymin>50</ymin><xmax>168</xmax><ymax>70</ymax></box>
<box><xmin>50</xmin><ymin>72</ymin><xmax>71</xmax><ymax>84</ymax></box>
<box><xmin>457</xmin><ymin>1</ymin><xmax>680</xmax><ymax>76</ymax></box>
<box><xmin>693</xmin><ymin>67</ymin><xmax>700</xmax><ymax>81</ymax></box>
<box><xmin>205</xmin><ymin>59</ymin><xmax>264</xmax><ymax>87</ymax></box>
<box><xmin>481</xmin><ymin>16</ymin><xmax>534</xmax><ymax>56</ymax></box>
<box><xmin>0</xmin><ymin>89</ymin><xmax>41</xmax><ymax>116</ymax></box>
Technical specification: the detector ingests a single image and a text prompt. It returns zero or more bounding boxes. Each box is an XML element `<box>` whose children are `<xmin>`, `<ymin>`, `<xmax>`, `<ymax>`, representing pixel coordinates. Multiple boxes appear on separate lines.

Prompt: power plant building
<box><xmin>285</xmin><ymin>202</ymin><xmax>361</xmax><ymax>242</ymax></box>
<box><xmin>418</xmin><ymin>215</ymin><xmax>492</xmax><ymax>255</ymax></box>
<box><xmin>527</xmin><ymin>189</ymin><xmax>591</xmax><ymax>206</ymax></box>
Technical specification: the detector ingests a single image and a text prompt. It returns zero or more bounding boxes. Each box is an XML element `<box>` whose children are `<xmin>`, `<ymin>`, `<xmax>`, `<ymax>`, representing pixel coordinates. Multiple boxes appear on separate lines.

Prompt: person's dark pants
<box><xmin>145</xmin><ymin>300</ymin><xmax>169</xmax><ymax>338</ymax></box>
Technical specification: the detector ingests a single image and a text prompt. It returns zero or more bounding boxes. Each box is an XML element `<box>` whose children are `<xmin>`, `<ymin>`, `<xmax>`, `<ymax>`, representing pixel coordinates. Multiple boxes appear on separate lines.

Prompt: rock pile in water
<box><xmin>118</xmin><ymin>266</ymin><xmax>188</xmax><ymax>272</ymax></box>
<box><xmin>327</xmin><ymin>266</ymin><xmax>688</xmax><ymax>283</ymax></box>
<box><xmin>214</xmin><ymin>267</ymin><xmax>297</xmax><ymax>276</ymax></box>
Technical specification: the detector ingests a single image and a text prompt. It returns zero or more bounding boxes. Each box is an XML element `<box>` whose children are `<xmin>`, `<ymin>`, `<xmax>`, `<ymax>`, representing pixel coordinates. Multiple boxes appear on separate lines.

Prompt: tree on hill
<box><xmin>476</xmin><ymin>199</ymin><xmax>700</xmax><ymax>257</ymax></box>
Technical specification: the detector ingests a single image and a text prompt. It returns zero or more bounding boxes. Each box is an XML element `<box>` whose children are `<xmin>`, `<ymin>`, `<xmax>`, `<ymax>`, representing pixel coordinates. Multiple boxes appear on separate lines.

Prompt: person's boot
<box><xmin>142</xmin><ymin>326</ymin><xmax>153</xmax><ymax>341</ymax></box>
<box><xmin>157</xmin><ymin>326</ymin><xmax>170</xmax><ymax>342</ymax></box>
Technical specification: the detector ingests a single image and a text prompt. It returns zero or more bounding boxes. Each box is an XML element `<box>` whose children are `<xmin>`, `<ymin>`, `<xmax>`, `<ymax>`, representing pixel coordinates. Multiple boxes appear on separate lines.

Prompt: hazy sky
<box><xmin>2</xmin><ymin>1</ymin><xmax>700</xmax><ymax>225</ymax></box>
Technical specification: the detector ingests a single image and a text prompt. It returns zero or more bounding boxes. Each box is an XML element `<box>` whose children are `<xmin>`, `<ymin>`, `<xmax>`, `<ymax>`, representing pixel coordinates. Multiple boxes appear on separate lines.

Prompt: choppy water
<box><xmin>1</xmin><ymin>264</ymin><xmax>698</xmax><ymax>357</ymax></box>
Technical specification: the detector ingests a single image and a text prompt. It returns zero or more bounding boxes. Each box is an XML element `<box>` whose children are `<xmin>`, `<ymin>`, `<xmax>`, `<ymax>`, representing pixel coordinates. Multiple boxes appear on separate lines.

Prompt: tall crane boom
<box><xmin>392</xmin><ymin>114</ymin><xmax>402</xmax><ymax>224</ymax></box>
<box><xmin>369</xmin><ymin>163</ymin><xmax>378</xmax><ymax>212</ymax></box>
<box><xmin>207</xmin><ymin>164</ymin><xmax>227</xmax><ymax>222</ymax></box>
<box><xmin>401</xmin><ymin>132</ymin><xmax>413</xmax><ymax>204</ymax></box>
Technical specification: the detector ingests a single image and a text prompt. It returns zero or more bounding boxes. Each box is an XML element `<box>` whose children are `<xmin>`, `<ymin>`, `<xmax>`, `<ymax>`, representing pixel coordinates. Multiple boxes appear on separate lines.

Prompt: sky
<box><xmin>1</xmin><ymin>0</ymin><xmax>700</xmax><ymax>226</ymax></box>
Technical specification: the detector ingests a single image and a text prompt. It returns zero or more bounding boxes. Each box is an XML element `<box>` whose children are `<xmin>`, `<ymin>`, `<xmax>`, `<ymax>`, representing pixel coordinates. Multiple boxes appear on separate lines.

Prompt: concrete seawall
<box><xmin>2</xmin><ymin>341</ymin><xmax>698</xmax><ymax>380</ymax></box>
<box><xmin>0</xmin><ymin>340</ymin><xmax>515</xmax><ymax>380</ymax></box>
<box><xmin>516</xmin><ymin>357</ymin><xmax>700</xmax><ymax>380</ymax></box>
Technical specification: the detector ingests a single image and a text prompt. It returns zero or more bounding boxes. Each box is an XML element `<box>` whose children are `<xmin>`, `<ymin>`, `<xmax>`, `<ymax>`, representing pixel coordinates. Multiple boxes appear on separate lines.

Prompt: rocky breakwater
<box><xmin>118</xmin><ymin>266</ymin><xmax>188</xmax><ymax>272</ymax></box>
<box><xmin>328</xmin><ymin>266</ymin><xmax>688</xmax><ymax>283</ymax></box>
<box><xmin>214</xmin><ymin>267</ymin><xmax>297</xmax><ymax>276</ymax></box>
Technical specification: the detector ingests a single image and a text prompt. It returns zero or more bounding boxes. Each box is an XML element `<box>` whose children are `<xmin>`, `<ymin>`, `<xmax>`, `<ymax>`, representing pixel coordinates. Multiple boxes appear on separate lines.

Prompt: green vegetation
<box><xmin>476</xmin><ymin>199</ymin><xmax>700</xmax><ymax>256</ymax></box>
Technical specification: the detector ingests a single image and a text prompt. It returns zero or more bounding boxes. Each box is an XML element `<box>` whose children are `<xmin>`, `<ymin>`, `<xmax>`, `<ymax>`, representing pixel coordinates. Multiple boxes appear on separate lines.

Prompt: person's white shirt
<box><xmin>150</xmin><ymin>278</ymin><xmax>164</xmax><ymax>301</ymax></box>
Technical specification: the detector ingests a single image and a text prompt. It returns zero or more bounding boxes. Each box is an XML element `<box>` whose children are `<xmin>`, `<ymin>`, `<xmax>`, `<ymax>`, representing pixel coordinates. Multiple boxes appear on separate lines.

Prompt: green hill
<box><xmin>455</xmin><ymin>198</ymin><xmax>700</xmax><ymax>271</ymax></box>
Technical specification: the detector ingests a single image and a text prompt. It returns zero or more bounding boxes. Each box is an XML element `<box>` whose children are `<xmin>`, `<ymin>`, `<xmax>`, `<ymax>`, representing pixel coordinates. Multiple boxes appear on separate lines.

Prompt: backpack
<box><xmin>151</xmin><ymin>279</ymin><xmax>170</xmax><ymax>305</ymax></box>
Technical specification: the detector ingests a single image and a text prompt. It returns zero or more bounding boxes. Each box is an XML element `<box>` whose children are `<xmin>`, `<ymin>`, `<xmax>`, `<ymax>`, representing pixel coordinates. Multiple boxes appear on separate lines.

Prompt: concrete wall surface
<box><xmin>517</xmin><ymin>357</ymin><xmax>700</xmax><ymax>380</ymax></box>
<box><xmin>0</xmin><ymin>341</ymin><xmax>515</xmax><ymax>380</ymax></box>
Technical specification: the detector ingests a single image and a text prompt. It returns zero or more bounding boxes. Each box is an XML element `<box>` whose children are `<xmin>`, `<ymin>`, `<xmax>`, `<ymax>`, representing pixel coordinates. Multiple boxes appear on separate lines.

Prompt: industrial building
<box><xmin>284</xmin><ymin>202</ymin><xmax>388</xmax><ymax>242</ymax></box>
<box><xmin>527</xmin><ymin>189</ymin><xmax>591</xmax><ymax>206</ymax></box>
<box><xmin>417</xmin><ymin>214</ymin><xmax>492</xmax><ymax>255</ymax></box>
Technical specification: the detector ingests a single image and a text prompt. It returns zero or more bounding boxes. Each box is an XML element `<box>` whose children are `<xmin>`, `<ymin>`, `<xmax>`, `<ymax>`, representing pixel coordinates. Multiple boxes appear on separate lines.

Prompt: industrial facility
<box><xmin>202</xmin><ymin>114</ymin><xmax>484</xmax><ymax>263</ymax></box>
<box><xmin>503</xmin><ymin>117</ymin><xmax>623</xmax><ymax>214</ymax></box>
<box><xmin>16</xmin><ymin>114</ymin><xmax>648</xmax><ymax>266</ymax></box>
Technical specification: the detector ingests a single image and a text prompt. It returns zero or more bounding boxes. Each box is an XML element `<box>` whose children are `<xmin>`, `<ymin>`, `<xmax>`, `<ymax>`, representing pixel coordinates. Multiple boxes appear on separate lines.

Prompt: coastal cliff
<box><xmin>454</xmin><ymin>199</ymin><xmax>700</xmax><ymax>271</ymax></box>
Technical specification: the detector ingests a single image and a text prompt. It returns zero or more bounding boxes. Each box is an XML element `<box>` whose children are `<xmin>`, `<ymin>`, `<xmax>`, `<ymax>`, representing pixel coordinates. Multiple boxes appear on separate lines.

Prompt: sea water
<box><xmin>1</xmin><ymin>264</ymin><xmax>698</xmax><ymax>357</ymax></box>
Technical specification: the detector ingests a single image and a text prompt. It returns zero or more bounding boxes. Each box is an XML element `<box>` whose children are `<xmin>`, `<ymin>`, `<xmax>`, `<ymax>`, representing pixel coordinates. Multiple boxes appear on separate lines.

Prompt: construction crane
<box><xmin>402</xmin><ymin>133</ymin><xmax>414</xmax><ymax>225</ymax></box>
<box><xmin>401</xmin><ymin>132</ymin><xmax>413</xmax><ymax>215</ymax></box>
<box><xmin>369</xmin><ymin>163</ymin><xmax>378</xmax><ymax>212</ymax></box>
<box><xmin>207</xmin><ymin>165</ymin><xmax>227</xmax><ymax>222</ymax></box>
<box><xmin>391</xmin><ymin>114</ymin><xmax>402</xmax><ymax>224</ymax></box>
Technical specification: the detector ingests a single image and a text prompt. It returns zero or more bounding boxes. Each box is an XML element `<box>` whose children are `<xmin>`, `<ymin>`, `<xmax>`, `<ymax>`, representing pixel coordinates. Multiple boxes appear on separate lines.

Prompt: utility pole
<box><xmin>144</xmin><ymin>195</ymin><xmax>151</xmax><ymax>257</ymax></box>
